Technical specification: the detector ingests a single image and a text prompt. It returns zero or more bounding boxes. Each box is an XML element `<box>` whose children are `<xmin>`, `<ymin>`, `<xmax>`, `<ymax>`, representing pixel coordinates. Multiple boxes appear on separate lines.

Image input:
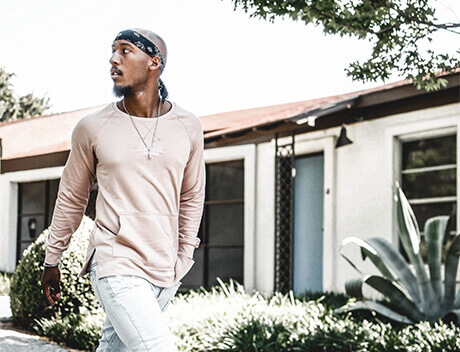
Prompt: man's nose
<box><xmin>110</xmin><ymin>52</ymin><xmax>120</xmax><ymax>66</ymax></box>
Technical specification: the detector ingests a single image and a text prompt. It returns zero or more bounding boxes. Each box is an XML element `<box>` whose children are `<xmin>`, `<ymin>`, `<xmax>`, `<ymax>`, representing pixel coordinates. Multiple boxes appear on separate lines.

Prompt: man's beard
<box><xmin>113</xmin><ymin>84</ymin><xmax>134</xmax><ymax>98</ymax></box>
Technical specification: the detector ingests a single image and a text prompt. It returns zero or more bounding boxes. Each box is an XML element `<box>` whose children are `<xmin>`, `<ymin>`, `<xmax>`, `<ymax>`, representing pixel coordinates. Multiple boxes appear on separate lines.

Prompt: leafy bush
<box><xmin>35</xmin><ymin>310</ymin><xmax>104</xmax><ymax>351</ymax></box>
<box><xmin>297</xmin><ymin>290</ymin><xmax>350</xmax><ymax>310</ymax></box>
<box><xmin>9</xmin><ymin>216</ymin><xmax>100</xmax><ymax>329</ymax></box>
<box><xmin>32</xmin><ymin>278</ymin><xmax>460</xmax><ymax>352</ymax></box>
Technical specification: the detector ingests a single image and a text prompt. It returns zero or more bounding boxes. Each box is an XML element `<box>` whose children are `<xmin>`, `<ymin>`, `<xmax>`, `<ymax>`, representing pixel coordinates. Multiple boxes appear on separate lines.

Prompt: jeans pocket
<box><xmin>158</xmin><ymin>281</ymin><xmax>182</xmax><ymax>312</ymax></box>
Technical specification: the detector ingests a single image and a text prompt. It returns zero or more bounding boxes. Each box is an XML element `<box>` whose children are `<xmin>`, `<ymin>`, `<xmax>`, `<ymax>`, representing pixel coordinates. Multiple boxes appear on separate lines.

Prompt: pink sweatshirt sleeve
<box><xmin>44</xmin><ymin>117</ymin><xmax>97</xmax><ymax>265</ymax></box>
<box><xmin>177</xmin><ymin>117</ymin><xmax>205</xmax><ymax>260</ymax></box>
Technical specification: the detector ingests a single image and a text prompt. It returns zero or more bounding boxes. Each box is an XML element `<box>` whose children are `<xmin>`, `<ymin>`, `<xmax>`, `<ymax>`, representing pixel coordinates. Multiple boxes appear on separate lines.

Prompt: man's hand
<box><xmin>41</xmin><ymin>267</ymin><xmax>62</xmax><ymax>305</ymax></box>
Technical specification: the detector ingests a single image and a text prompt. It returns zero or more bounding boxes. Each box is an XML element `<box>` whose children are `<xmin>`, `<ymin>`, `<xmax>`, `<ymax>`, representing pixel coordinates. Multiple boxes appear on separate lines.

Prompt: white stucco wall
<box><xmin>1</xmin><ymin>102</ymin><xmax>459</xmax><ymax>297</ymax></box>
<box><xmin>260</xmin><ymin>102</ymin><xmax>460</xmax><ymax>294</ymax></box>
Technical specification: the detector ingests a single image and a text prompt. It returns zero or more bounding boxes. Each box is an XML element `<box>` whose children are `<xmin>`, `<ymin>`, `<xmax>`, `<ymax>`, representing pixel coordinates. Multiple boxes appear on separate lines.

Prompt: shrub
<box><xmin>29</xmin><ymin>271</ymin><xmax>460</xmax><ymax>351</ymax></box>
<box><xmin>35</xmin><ymin>310</ymin><xmax>104</xmax><ymax>351</ymax></box>
<box><xmin>9</xmin><ymin>216</ymin><xmax>100</xmax><ymax>329</ymax></box>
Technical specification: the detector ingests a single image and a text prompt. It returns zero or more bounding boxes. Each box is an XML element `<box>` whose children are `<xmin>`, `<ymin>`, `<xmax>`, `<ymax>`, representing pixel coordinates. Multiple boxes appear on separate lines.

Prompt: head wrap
<box><xmin>114</xmin><ymin>29</ymin><xmax>168</xmax><ymax>101</ymax></box>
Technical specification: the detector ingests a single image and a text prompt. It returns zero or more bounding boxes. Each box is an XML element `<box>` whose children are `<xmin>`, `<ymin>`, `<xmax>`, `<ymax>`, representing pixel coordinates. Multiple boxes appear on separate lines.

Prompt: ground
<box><xmin>0</xmin><ymin>296</ymin><xmax>76</xmax><ymax>352</ymax></box>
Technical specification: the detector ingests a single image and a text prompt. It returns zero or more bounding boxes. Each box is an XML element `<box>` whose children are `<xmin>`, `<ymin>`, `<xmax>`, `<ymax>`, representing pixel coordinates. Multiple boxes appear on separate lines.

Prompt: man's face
<box><xmin>110</xmin><ymin>40</ymin><xmax>151</xmax><ymax>97</ymax></box>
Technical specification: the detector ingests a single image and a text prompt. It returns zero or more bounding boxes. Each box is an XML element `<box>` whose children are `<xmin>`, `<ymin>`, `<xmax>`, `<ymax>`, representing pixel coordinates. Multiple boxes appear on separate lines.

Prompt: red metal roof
<box><xmin>0</xmin><ymin>105</ymin><xmax>104</xmax><ymax>160</ymax></box>
<box><xmin>200</xmin><ymin>79</ymin><xmax>408</xmax><ymax>139</ymax></box>
<box><xmin>0</xmin><ymin>73</ymin><xmax>455</xmax><ymax>161</ymax></box>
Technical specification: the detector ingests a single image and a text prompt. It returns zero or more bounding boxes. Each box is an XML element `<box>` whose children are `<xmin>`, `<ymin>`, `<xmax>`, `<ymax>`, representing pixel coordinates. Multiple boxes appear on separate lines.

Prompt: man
<box><xmin>41</xmin><ymin>28</ymin><xmax>205</xmax><ymax>351</ymax></box>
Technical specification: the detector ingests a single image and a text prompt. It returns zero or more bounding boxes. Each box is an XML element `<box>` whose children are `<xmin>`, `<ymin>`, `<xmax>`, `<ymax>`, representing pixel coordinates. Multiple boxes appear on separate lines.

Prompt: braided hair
<box><xmin>158</xmin><ymin>78</ymin><xmax>168</xmax><ymax>102</ymax></box>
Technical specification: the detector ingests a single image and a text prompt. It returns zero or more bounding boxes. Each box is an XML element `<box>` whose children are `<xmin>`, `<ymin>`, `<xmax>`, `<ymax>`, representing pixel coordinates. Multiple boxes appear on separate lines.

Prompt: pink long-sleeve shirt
<box><xmin>44</xmin><ymin>101</ymin><xmax>205</xmax><ymax>287</ymax></box>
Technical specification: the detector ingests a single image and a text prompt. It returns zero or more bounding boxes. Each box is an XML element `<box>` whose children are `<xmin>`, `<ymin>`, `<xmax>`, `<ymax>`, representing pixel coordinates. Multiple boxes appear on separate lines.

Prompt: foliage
<box><xmin>297</xmin><ymin>289</ymin><xmax>350</xmax><ymax>310</ymax></box>
<box><xmin>9</xmin><ymin>216</ymin><xmax>99</xmax><ymax>329</ymax></box>
<box><xmin>35</xmin><ymin>311</ymin><xmax>104</xmax><ymax>351</ymax></box>
<box><xmin>229</xmin><ymin>0</ymin><xmax>460</xmax><ymax>91</ymax></box>
<box><xmin>0</xmin><ymin>67</ymin><xmax>50</xmax><ymax>122</ymax></box>
<box><xmin>33</xmin><ymin>278</ymin><xmax>460</xmax><ymax>352</ymax></box>
<box><xmin>337</xmin><ymin>184</ymin><xmax>460</xmax><ymax>324</ymax></box>
<box><xmin>0</xmin><ymin>271</ymin><xmax>12</xmax><ymax>296</ymax></box>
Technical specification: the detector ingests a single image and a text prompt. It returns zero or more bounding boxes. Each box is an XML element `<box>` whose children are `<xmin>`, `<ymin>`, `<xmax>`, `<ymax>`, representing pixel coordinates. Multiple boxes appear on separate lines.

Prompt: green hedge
<box><xmin>34</xmin><ymin>278</ymin><xmax>460</xmax><ymax>352</ymax></box>
<box><xmin>9</xmin><ymin>216</ymin><xmax>100</xmax><ymax>329</ymax></box>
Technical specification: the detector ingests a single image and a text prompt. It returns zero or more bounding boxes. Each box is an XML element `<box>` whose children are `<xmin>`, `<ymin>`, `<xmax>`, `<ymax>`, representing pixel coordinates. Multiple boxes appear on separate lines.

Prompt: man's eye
<box><xmin>123</xmin><ymin>48</ymin><xmax>130</xmax><ymax>54</ymax></box>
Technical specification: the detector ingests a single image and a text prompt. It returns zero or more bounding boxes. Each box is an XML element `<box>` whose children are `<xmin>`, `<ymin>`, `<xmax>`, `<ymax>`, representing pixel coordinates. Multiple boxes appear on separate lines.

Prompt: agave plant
<box><xmin>335</xmin><ymin>184</ymin><xmax>460</xmax><ymax>324</ymax></box>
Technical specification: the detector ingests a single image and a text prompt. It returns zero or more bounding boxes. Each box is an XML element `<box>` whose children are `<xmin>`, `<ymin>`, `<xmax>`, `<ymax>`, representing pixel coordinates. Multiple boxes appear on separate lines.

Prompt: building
<box><xmin>1</xmin><ymin>73</ymin><xmax>459</xmax><ymax>295</ymax></box>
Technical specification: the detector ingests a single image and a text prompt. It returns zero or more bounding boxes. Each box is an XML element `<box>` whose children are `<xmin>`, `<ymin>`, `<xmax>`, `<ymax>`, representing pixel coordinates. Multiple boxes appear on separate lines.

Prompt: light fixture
<box><xmin>28</xmin><ymin>218</ymin><xmax>37</xmax><ymax>239</ymax></box>
<box><xmin>335</xmin><ymin>124</ymin><xmax>353</xmax><ymax>148</ymax></box>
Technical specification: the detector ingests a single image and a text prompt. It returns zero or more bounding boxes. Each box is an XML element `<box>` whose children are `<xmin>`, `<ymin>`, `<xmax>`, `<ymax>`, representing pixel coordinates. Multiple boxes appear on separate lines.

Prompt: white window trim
<box><xmin>0</xmin><ymin>166</ymin><xmax>64</xmax><ymax>271</ymax></box>
<box><xmin>384</xmin><ymin>107</ymin><xmax>459</xmax><ymax>248</ymax></box>
<box><xmin>204</xmin><ymin>144</ymin><xmax>256</xmax><ymax>292</ymax></box>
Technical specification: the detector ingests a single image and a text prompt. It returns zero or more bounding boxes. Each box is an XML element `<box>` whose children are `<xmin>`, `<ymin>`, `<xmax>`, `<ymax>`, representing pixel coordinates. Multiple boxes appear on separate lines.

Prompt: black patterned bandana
<box><xmin>114</xmin><ymin>29</ymin><xmax>166</xmax><ymax>74</ymax></box>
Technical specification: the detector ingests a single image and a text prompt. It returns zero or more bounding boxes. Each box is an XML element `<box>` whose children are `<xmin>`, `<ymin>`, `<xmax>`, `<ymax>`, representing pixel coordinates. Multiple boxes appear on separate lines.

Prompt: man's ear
<box><xmin>149</xmin><ymin>56</ymin><xmax>161</xmax><ymax>71</ymax></box>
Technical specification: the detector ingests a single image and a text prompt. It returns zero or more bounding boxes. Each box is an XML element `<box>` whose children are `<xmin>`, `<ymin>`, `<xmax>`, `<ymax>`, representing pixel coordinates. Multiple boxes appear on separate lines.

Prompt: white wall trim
<box><xmin>384</xmin><ymin>107</ymin><xmax>460</xmax><ymax>246</ymax></box>
<box><xmin>204</xmin><ymin>144</ymin><xmax>256</xmax><ymax>292</ymax></box>
<box><xmin>0</xmin><ymin>166</ymin><xmax>64</xmax><ymax>271</ymax></box>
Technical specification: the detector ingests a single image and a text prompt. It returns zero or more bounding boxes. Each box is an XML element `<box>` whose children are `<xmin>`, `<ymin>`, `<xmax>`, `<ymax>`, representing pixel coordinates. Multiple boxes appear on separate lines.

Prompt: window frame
<box><xmin>203</xmin><ymin>144</ymin><xmax>256</xmax><ymax>291</ymax></box>
<box><xmin>393</xmin><ymin>124</ymin><xmax>459</xmax><ymax>250</ymax></box>
<box><xmin>400</xmin><ymin>132</ymin><xmax>457</xmax><ymax>227</ymax></box>
<box><xmin>195</xmin><ymin>159</ymin><xmax>245</xmax><ymax>288</ymax></box>
<box><xmin>398</xmin><ymin>131</ymin><xmax>457</xmax><ymax>263</ymax></box>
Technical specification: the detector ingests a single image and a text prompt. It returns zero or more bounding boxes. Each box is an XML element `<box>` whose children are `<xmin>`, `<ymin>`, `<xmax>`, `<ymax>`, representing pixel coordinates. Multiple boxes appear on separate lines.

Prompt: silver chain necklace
<box><xmin>123</xmin><ymin>98</ymin><xmax>161</xmax><ymax>159</ymax></box>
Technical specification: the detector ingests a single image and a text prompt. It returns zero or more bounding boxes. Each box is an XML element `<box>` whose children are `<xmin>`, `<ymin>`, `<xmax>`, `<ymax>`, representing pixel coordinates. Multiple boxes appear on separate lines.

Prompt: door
<box><xmin>293</xmin><ymin>153</ymin><xmax>324</xmax><ymax>294</ymax></box>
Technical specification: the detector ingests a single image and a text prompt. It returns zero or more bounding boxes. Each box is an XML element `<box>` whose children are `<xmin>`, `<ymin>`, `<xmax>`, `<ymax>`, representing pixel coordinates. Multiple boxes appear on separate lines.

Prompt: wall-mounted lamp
<box><xmin>28</xmin><ymin>218</ymin><xmax>37</xmax><ymax>239</ymax></box>
<box><xmin>335</xmin><ymin>124</ymin><xmax>353</xmax><ymax>148</ymax></box>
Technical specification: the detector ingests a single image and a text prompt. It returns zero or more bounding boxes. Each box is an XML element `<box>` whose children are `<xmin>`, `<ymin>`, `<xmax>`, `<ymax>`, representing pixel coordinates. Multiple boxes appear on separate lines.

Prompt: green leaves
<box><xmin>229</xmin><ymin>0</ymin><xmax>460</xmax><ymax>90</ymax></box>
<box><xmin>338</xmin><ymin>184</ymin><xmax>458</xmax><ymax>324</ymax></box>
<box><xmin>0</xmin><ymin>67</ymin><xmax>50</xmax><ymax>122</ymax></box>
<box><xmin>26</xmin><ymin>276</ymin><xmax>460</xmax><ymax>351</ymax></box>
<box><xmin>425</xmin><ymin>216</ymin><xmax>450</xmax><ymax>302</ymax></box>
<box><xmin>9</xmin><ymin>216</ymin><xmax>99</xmax><ymax>329</ymax></box>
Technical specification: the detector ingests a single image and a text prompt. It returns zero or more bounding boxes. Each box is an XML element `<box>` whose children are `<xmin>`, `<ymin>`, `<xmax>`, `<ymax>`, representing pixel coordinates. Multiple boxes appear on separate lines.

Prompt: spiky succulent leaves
<box><xmin>425</xmin><ymin>216</ymin><xmax>450</xmax><ymax>305</ymax></box>
<box><xmin>395</xmin><ymin>185</ymin><xmax>421</xmax><ymax>258</ymax></box>
<box><xmin>366</xmin><ymin>238</ymin><xmax>422</xmax><ymax>307</ymax></box>
<box><xmin>364</xmin><ymin>275</ymin><xmax>424</xmax><ymax>322</ymax></box>
<box><xmin>442</xmin><ymin>234</ymin><xmax>460</xmax><ymax>314</ymax></box>
<box><xmin>343</xmin><ymin>275</ymin><xmax>423</xmax><ymax>322</ymax></box>
<box><xmin>341</xmin><ymin>236</ymin><xmax>422</xmax><ymax>306</ymax></box>
<box><xmin>341</xmin><ymin>237</ymin><xmax>397</xmax><ymax>281</ymax></box>
<box><xmin>395</xmin><ymin>185</ymin><xmax>439</xmax><ymax>317</ymax></box>
<box><xmin>345</xmin><ymin>277</ymin><xmax>365</xmax><ymax>299</ymax></box>
<box><xmin>334</xmin><ymin>300</ymin><xmax>414</xmax><ymax>324</ymax></box>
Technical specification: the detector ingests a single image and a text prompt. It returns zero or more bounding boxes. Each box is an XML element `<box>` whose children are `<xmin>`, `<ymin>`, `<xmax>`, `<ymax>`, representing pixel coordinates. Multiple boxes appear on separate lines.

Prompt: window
<box><xmin>400</xmin><ymin>134</ymin><xmax>457</xmax><ymax>261</ymax></box>
<box><xmin>182</xmin><ymin>160</ymin><xmax>244</xmax><ymax>289</ymax></box>
<box><xmin>16</xmin><ymin>179</ymin><xmax>98</xmax><ymax>263</ymax></box>
<box><xmin>16</xmin><ymin>179</ymin><xmax>60</xmax><ymax>262</ymax></box>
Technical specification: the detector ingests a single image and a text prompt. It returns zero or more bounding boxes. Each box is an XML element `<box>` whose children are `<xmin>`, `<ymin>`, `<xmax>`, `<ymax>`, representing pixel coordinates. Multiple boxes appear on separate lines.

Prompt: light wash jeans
<box><xmin>87</xmin><ymin>251</ymin><xmax>181</xmax><ymax>352</ymax></box>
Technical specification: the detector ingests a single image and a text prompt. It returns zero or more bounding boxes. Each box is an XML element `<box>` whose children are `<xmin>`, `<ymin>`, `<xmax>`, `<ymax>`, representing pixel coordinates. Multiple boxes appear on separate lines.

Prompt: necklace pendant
<box><xmin>140</xmin><ymin>145</ymin><xmax>164</xmax><ymax>158</ymax></box>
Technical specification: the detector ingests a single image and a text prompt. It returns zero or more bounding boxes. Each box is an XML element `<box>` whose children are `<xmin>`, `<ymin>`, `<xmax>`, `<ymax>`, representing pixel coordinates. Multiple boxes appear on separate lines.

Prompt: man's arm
<box><xmin>176</xmin><ymin>117</ymin><xmax>205</xmax><ymax>279</ymax></box>
<box><xmin>44</xmin><ymin>117</ymin><xmax>97</xmax><ymax>265</ymax></box>
<box><xmin>41</xmin><ymin>116</ymin><xmax>97</xmax><ymax>304</ymax></box>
